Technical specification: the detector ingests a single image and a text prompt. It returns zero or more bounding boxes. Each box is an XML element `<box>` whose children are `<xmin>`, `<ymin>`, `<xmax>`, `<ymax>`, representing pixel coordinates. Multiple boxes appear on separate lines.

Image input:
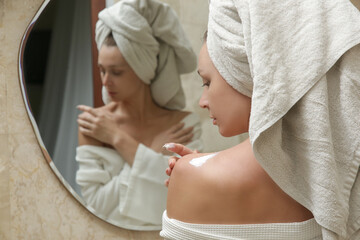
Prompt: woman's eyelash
<box><xmin>112</xmin><ymin>71</ymin><xmax>123</xmax><ymax>75</ymax></box>
<box><xmin>202</xmin><ymin>82</ymin><xmax>210</xmax><ymax>87</ymax></box>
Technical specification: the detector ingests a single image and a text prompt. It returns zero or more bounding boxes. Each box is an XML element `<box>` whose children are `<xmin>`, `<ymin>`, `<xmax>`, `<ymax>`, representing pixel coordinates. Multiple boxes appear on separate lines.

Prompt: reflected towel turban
<box><xmin>96</xmin><ymin>0</ymin><xmax>197</xmax><ymax>109</ymax></box>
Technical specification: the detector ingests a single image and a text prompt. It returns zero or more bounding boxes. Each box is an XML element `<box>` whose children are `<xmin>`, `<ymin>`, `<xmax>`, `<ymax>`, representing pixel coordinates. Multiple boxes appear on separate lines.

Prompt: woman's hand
<box><xmin>78</xmin><ymin>129</ymin><xmax>104</xmax><ymax>146</ymax></box>
<box><xmin>77</xmin><ymin>102</ymin><xmax>121</xmax><ymax>146</ymax></box>
<box><xmin>164</xmin><ymin>143</ymin><xmax>198</xmax><ymax>187</ymax></box>
<box><xmin>151</xmin><ymin>122</ymin><xmax>194</xmax><ymax>155</ymax></box>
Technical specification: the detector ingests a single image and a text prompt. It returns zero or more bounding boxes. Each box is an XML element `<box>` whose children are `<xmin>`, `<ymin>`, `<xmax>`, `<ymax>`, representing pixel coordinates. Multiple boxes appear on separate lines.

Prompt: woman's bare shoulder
<box><xmin>166</xmin><ymin>142</ymin><xmax>262</xmax><ymax>224</ymax></box>
<box><xmin>170</xmin><ymin>141</ymin><xmax>263</xmax><ymax>189</ymax></box>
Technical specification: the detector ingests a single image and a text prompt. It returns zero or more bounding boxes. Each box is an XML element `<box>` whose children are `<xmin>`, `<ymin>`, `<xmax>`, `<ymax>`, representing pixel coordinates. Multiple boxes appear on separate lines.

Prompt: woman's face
<box><xmin>98</xmin><ymin>45</ymin><xmax>144</xmax><ymax>102</ymax></box>
<box><xmin>198</xmin><ymin>43</ymin><xmax>251</xmax><ymax>137</ymax></box>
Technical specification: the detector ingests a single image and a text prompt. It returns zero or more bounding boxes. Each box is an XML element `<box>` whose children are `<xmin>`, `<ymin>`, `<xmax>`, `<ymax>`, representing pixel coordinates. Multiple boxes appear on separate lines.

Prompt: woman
<box><xmin>75</xmin><ymin>0</ymin><xmax>203</xmax><ymax>229</ymax></box>
<box><xmin>161</xmin><ymin>0</ymin><xmax>360</xmax><ymax>239</ymax></box>
<box><xmin>161</xmin><ymin>35</ymin><xmax>319</xmax><ymax>240</ymax></box>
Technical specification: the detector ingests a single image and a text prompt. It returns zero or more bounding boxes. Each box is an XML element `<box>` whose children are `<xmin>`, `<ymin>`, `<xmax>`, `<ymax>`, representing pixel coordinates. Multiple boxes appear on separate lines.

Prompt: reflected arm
<box><xmin>78</xmin><ymin>129</ymin><xmax>103</xmax><ymax>146</ymax></box>
<box><xmin>77</xmin><ymin>103</ymin><xmax>139</xmax><ymax>165</ymax></box>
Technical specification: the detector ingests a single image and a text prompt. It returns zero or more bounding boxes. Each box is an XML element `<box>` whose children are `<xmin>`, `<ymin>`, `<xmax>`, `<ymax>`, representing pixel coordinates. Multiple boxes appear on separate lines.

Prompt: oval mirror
<box><xmin>19</xmin><ymin>0</ymin><xmax>243</xmax><ymax>231</ymax></box>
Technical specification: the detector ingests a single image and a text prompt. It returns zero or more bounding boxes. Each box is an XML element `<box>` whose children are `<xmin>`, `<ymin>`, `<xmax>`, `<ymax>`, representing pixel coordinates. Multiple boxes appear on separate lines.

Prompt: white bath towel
<box><xmin>96</xmin><ymin>0</ymin><xmax>197</xmax><ymax>109</ymax></box>
<box><xmin>160</xmin><ymin>211</ymin><xmax>322</xmax><ymax>240</ymax></box>
<box><xmin>207</xmin><ymin>0</ymin><xmax>360</xmax><ymax>239</ymax></box>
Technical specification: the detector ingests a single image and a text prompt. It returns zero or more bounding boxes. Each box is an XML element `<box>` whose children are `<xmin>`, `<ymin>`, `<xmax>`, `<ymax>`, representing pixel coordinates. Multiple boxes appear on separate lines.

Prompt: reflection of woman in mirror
<box><xmin>75</xmin><ymin>0</ymin><xmax>202</xmax><ymax>229</ymax></box>
<box><xmin>161</xmin><ymin>0</ymin><xmax>360</xmax><ymax>239</ymax></box>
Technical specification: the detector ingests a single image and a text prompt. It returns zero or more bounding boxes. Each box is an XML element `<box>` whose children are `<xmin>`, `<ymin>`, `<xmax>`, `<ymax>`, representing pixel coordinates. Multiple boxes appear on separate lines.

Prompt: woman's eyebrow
<box><xmin>98</xmin><ymin>63</ymin><xmax>126</xmax><ymax>68</ymax></box>
<box><xmin>108</xmin><ymin>64</ymin><xmax>125</xmax><ymax>68</ymax></box>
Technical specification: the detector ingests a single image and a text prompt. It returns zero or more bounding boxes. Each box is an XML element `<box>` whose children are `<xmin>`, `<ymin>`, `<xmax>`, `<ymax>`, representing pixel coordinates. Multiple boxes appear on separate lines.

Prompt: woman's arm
<box><xmin>78</xmin><ymin>129</ymin><xmax>103</xmax><ymax>146</ymax></box>
<box><xmin>77</xmin><ymin>103</ymin><xmax>139</xmax><ymax>165</ymax></box>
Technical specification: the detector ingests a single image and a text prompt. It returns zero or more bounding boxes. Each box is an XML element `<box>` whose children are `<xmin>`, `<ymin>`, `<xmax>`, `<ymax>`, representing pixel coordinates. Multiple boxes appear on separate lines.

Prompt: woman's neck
<box><xmin>116</xmin><ymin>85</ymin><xmax>169</xmax><ymax>125</ymax></box>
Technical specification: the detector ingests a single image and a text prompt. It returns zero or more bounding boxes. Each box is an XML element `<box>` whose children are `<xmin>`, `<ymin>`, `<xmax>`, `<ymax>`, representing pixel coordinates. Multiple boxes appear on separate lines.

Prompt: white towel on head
<box><xmin>207</xmin><ymin>0</ymin><xmax>252</xmax><ymax>97</ymax></box>
<box><xmin>96</xmin><ymin>0</ymin><xmax>197</xmax><ymax>109</ymax></box>
<box><xmin>208</xmin><ymin>0</ymin><xmax>360</xmax><ymax>239</ymax></box>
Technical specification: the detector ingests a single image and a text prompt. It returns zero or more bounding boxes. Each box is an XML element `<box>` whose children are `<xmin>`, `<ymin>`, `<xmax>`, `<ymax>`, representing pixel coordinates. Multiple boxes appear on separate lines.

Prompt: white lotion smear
<box><xmin>189</xmin><ymin>153</ymin><xmax>218</xmax><ymax>167</ymax></box>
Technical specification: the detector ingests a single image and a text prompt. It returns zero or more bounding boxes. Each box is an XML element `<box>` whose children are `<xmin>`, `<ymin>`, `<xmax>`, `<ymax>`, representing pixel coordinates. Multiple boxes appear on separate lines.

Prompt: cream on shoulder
<box><xmin>189</xmin><ymin>153</ymin><xmax>218</xmax><ymax>167</ymax></box>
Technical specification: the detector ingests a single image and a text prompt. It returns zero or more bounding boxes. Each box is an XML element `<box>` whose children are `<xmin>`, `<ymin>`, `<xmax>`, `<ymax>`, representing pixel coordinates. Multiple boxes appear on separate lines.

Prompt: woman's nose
<box><xmin>198</xmin><ymin>90</ymin><xmax>209</xmax><ymax>109</ymax></box>
<box><xmin>102</xmin><ymin>73</ymin><xmax>111</xmax><ymax>86</ymax></box>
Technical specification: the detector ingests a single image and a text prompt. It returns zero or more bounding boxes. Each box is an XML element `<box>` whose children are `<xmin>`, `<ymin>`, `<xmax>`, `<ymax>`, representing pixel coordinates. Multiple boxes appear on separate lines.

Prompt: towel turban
<box><xmin>96</xmin><ymin>0</ymin><xmax>197</xmax><ymax>110</ymax></box>
<box><xmin>208</xmin><ymin>0</ymin><xmax>360</xmax><ymax>239</ymax></box>
<box><xmin>207</xmin><ymin>0</ymin><xmax>252</xmax><ymax>98</ymax></box>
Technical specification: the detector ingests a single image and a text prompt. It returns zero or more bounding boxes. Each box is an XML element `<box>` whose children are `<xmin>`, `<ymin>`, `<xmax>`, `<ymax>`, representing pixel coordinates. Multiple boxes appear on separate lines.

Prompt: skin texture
<box><xmin>77</xmin><ymin>44</ymin><xmax>193</xmax><ymax>165</ymax></box>
<box><xmin>165</xmin><ymin>43</ymin><xmax>313</xmax><ymax>224</ymax></box>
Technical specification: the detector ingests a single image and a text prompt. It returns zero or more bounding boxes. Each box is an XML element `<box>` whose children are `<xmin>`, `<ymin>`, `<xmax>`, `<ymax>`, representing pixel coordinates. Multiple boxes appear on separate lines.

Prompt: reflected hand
<box><xmin>77</xmin><ymin>102</ymin><xmax>122</xmax><ymax>146</ymax></box>
<box><xmin>151</xmin><ymin>122</ymin><xmax>194</xmax><ymax>155</ymax></box>
<box><xmin>163</xmin><ymin>143</ymin><xmax>198</xmax><ymax>187</ymax></box>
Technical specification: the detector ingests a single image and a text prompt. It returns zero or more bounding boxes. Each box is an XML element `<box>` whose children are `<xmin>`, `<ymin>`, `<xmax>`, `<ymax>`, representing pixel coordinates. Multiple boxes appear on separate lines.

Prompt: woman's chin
<box><xmin>218</xmin><ymin>126</ymin><xmax>230</xmax><ymax>137</ymax></box>
<box><xmin>218</xmin><ymin>127</ymin><xmax>239</xmax><ymax>138</ymax></box>
<box><xmin>109</xmin><ymin>98</ymin><xmax>120</xmax><ymax>103</ymax></box>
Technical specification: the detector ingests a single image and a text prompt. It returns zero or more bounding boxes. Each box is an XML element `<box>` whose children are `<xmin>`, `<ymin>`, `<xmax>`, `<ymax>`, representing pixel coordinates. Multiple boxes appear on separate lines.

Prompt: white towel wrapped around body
<box><xmin>207</xmin><ymin>0</ymin><xmax>360</xmax><ymax>239</ymax></box>
<box><xmin>160</xmin><ymin>211</ymin><xmax>322</xmax><ymax>240</ymax></box>
<box><xmin>96</xmin><ymin>0</ymin><xmax>197</xmax><ymax>109</ymax></box>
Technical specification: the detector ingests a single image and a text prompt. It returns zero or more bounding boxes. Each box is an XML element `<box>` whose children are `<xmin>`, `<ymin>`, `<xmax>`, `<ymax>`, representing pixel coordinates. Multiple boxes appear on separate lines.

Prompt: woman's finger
<box><xmin>164</xmin><ymin>178</ymin><xmax>170</xmax><ymax>187</ymax></box>
<box><xmin>77</xmin><ymin>105</ymin><xmax>98</xmax><ymax>117</ymax></box>
<box><xmin>165</xmin><ymin>167</ymin><xmax>172</xmax><ymax>176</ymax></box>
<box><xmin>168</xmin><ymin>122</ymin><xmax>185</xmax><ymax>134</ymax></box>
<box><xmin>77</xmin><ymin>119</ymin><xmax>93</xmax><ymax>129</ymax></box>
<box><xmin>163</xmin><ymin>143</ymin><xmax>194</xmax><ymax>156</ymax></box>
<box><xmin>78</xmin><ymin>126</ymin><xmax>93</xmax><ymax>136</ymax></box>
<box><xmin>168</xmin><ymin>156</ymin><xmax>178</xmax><ymax>169</ymax></box>
<box><xmin>172</xmin><ymin>126</ymin><xmax>193</xmax><ymax>138</ymax></box>
<box><xmin>176</xmin><ymin>133</ymin><xmax>194</xmax><ymax>145</ymax></box>
<box><xmin>105</xmin><ymin>102</ymin><xmax>118</xmax><ymax>112</ymax></box>
<box><xmin>78</xmin><ymin>112</ymin><xmax>95</xmax><ymax>124</ymax></box>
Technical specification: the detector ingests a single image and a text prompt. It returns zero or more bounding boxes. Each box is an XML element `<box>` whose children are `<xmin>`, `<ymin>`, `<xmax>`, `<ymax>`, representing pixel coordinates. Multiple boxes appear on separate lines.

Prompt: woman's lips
<box><xmin>108</xmin><ymin>91</ymin><xmax>116</xmax><ymax>97</ymax></box>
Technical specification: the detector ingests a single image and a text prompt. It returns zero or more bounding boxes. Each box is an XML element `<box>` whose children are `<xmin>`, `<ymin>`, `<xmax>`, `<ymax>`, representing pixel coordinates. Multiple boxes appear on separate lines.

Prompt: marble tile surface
<box><xmin>0</xmin><ymin>67</ymin><xmax>7</xmax><ymax>135</ymax></box>
<box><xmin>0</xmin><ymin>134</ymin><xmax>11</xmax><ymax>240</ymax></box>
